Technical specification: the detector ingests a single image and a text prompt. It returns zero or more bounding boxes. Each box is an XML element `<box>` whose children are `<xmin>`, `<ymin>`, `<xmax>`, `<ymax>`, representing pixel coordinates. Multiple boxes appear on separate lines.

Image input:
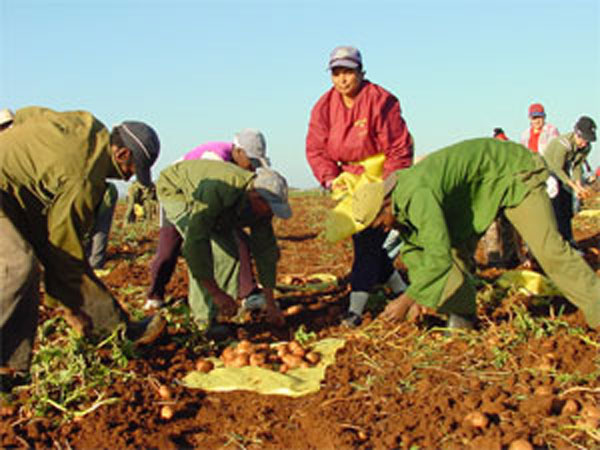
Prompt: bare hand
<box><xmin>265</xmin><ymin>302</ymin><xmax>285</xmax><ymax>327</ymax></box>
<box><xmin>212</xmin><ymin>292</ymin><xmax>238</xmax><ymax>318</ymax></box>
<box><xmin>380</xmin><ymin>293</ymin><xmax>424</xmax><ymax>323</ymax></box>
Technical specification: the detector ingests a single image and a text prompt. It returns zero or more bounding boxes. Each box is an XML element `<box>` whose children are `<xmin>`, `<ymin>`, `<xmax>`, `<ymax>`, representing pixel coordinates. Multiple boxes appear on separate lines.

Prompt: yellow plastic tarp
<box><xmin>182</xmin><ymin>338</ymin><xmax>346</xmax><ymax>397</ymax></box>
<box><xmin>324</xmin><ymin>153</ymin><xmax>385</xmax><ymax>243</ymax></box>
<box><xmin>495</xmin><ymin>270</ymin><xmax>561</xmax><ymax>297</ymax></box>
<box><xmin>276</xmin><ymin>272</ymin><xmax>338</xmax><ymax>292</ymax></box>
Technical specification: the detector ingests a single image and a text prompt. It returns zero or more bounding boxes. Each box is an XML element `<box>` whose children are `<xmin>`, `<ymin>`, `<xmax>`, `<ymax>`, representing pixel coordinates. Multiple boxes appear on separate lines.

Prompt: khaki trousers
<box><xmin>0</xmin><ymin>212</ymin><xmax>41</xmax><ymax>371</ymax></box>
<box><xmin>504</xmin><ymin>187</ymin><xmax>600</xmax><ymax>328</ymax></box>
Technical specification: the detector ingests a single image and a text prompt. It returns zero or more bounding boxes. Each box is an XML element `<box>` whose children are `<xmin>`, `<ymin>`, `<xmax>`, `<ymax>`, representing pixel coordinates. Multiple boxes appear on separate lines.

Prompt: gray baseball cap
<box><xmin>253</xmin><ymin>167</ymin><xmax>292</xmax><ymax>219</ymax></box>
<box><xmin>233</xmin><ymin>128</ymin><xmax>270</xmax><ymax>168</ymax></box>
<box><xmin>328</xmin><ymin>46</ymin><xmax>362</xmax><ymax>70</ymax></box>
<box><xmin>117</xmin><ymin>121</ymin><xmax>160</xmax><ymax>186</ymax></box>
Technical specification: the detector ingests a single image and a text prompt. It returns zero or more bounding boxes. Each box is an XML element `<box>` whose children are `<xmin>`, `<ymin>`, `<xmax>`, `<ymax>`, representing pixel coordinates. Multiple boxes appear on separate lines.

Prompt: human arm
<box><xmin>199</xmin><ymin>278</ymin><xmax>238</xmax><ymax>318</ymax></box>
<box><xmin>572</xmin><ymin>149</ymin><xmax>594</xmax><ymax>199</ymax></box>
<box><xmin>41</xmin><ymin>179</ymin><xmax>125</xmax><ymax>332</ymax></box>
<box><xmin>306</xmin><ymin>94</ymin><xmax>341</xmax><ymax>187</ymax></box>
<box><xmin>262</xmin><ymin>287</ymin><xmax>284</xmax><ymax>326</ymax></box>
<box><xmin>246</xmin><ymin>220</ymin><xmax>285</xmax><ymax>325</ymax></box>
<box><xmin>396</xmin><ymin>188</ymin><xmax>463</xmax><ymax>310</ymax></box>
<box><xmin>543</xmin><ymin>138</ymin><xmax>574</xmax><ymax>190</ymax></box>
<box><xmin>375</xmin><ymin>95</ymin><xmax>414</xmax><ymax>177</ymax></box>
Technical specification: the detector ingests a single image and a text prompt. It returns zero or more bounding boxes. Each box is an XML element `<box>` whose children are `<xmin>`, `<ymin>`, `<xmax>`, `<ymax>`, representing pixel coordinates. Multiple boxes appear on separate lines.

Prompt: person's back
<box><xmin>0</xmin><ymin>107</ymin><xmax>111</xmax><ymax>215</ymax></box>
<box><xmin>392</xmin><ymin>138</ymin><xmax>547</xmax><ymax>241</ymax></box>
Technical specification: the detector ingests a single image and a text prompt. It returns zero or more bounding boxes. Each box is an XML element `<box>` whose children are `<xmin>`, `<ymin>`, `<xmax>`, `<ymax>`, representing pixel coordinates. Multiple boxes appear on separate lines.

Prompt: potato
<box><xmin>249</xmin><ymin>352</ymin><xmax>266</xmax><ymax>367</ymax></box>
<box><xmin>229</xmin><ymin>354</ymin><xmax>249</xmax><ymax>368</ymax></box>
<box><xmin>157</xmin><ymin>385</ymin><xmax>172</xmax><ymax>400</ymax></box>
<box><xmin>463</xmin><ymin>411</ymin><xmax>488</xmax><ymax>428</ymax></box>
<box><xmin>305</xmin><ymin>351</ymin><xmax>321</xmax><ymax>365</ymax></box>
<box><xmin>281</xmin><ymin>354</ymin><xmax>303</xmax><ymax>369</ymax></box>
<box><xmin>276</xmin><ymin>344</ymin><xmax>290</xmax><ymax>359</ymax></box>
<box><xmin>508</xmin><ymin>439</ymin><xmax>533</xmax><ymax>450</ymax></box>
<box><xmin>288</xmin><ymin>341</ymin><xmax>305</xmax><ymax>357</ymax></box>
<box><xmin>160</xmin><ymin>405</ymin><xmax>174</xmax><ymax>420</ymax></box>
<box><xmin>561</xmin><ymin>399</ymin><xmax>579</xmax><ymax>415</ymax></box>
<box><xmin>195</xmin><ymin>359</ymin><xmax>214</xmax><ymax>373</ymax></box>
<box><xmin>236</xmin><ymin>339</ymin><xmax>253</xmax><ymax>354</ymax></box>
<box><xmin>221</xmin><ymin>346</ymin><xmax>236</xmax><ymax>362</ymax></box>
<box><xmin>284</xmin><ymin>305</ymin><xmax>304</xmax><ymax>316</ymax></box>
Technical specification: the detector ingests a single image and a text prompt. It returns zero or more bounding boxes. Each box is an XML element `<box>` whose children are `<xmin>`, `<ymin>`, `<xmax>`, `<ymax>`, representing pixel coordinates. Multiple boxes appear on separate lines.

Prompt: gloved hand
<box><xmin>382</xmin><ymin>229</ymin><xmax>403</xmax><ymax>259</ymax></box>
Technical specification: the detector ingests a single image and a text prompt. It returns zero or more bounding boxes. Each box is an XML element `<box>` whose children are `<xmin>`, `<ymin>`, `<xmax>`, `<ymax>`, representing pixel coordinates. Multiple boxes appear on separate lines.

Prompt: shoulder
<box><xmin>547</xmin><ymin>133</ymin><xmax>572</xmax><ymax>152</ymax></box>
<box><xmin>311</xmin><ymin>88</ymin><xmax>337</xmax><ymax>111</ymax></box>
<box><xmin>362</xmin><ymin>81</ymin><xmax>398</xmax><ymax>102</ymax></box>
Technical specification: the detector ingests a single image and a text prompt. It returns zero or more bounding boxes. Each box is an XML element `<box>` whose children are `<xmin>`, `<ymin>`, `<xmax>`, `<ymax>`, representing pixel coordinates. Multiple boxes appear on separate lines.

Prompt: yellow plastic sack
<box><xmin>134</xmin><ymin>203</ymin><xmax>145</xmax><ymax>218</ymax></box>
<box><xmin>182</xmin><ymin>338</ymin><xmax>346</xmax><ymax>397</ymax></box>
<box><xmin>325</xmin><ymin>153</ymin><xmax>385</xmax><ymax>243</ymax></box>
<box><xmin>495</xmin><ymin>270</ymin><xmax>561</xmax><ymax>297</ymax></box>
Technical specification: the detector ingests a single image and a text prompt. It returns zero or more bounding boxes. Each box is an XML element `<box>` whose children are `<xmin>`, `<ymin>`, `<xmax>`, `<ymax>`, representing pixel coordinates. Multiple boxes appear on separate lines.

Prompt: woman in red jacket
<box><xmin>305</xmin><ymin>46</ymin><xmax>414</xmax><ymax>327</ymax></box>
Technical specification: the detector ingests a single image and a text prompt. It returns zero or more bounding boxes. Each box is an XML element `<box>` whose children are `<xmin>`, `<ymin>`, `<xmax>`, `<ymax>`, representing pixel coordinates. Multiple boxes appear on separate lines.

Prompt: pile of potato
<box><xmin>196</xmin><ymin>339</ymin><xmax>321</xmax><ymax>373</ymax></box>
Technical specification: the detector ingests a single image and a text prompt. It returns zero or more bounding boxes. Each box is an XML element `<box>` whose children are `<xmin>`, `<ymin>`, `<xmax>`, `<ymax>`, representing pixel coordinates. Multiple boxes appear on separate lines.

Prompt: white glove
<box><xmin>382</xmin><ymin>229</ymin><xmax>403</xmax><ymax>259</ymax></box>
<box><xmin>546</xmin><ymin>176</ymin><xmax>559</xmax><ymax>199</ymax></box>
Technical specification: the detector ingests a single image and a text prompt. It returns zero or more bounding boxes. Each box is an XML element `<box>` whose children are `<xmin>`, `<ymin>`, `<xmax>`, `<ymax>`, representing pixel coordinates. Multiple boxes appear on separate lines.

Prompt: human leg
<box><xmin>0</xmin><ymin>212</ymin><xmax>41</xmax><ymax>373</ymax></box>
<box><xmin>344</xmin><ymin>227</ymin><xmax>399</xmax><ymax>326</ymax></box>
<box><xmin>505</xmin><ymin>188</ymin><xmax>600</xmax><ymax>328</ymax></box>
<box><xmin>235</xmin><ymin>230</ymin><xmax>256</xmax><ymax>299</ymax></box>
<box><xmin>551</xmin><ymin>183</ymin><xmax>575</xmax><ymax>244</ymax></box>
<box><xmin>146</xmin><ymin>223</ymin><xmax>183</xmax><ymax>304</ymax></box>
<box><xmin>87</xmin><ymin>192</ymin><xmax>117</xmax><ymax>269</ymax></box>
<box><xmin>187</xmin><ymin>232</ymin><xmax>240</xmax><ymax>329</ymax></box>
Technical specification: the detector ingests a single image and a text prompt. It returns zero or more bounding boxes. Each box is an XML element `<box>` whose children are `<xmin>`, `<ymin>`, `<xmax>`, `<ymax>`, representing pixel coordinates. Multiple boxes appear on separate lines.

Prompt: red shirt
<box><xmin>528</xmin><ymin>128</ymin><xmax>541</xmax><ymax>153</ymax></box>
<box><xmin>305</xmin><ymin>80</ymin><xmax>413</xmax><ymax>186</ymax></box>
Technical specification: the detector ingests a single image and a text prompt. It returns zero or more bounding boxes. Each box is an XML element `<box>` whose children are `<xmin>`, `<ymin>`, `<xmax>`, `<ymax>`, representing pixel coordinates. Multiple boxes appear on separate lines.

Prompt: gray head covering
<box><xmin>233</xmin><ymin>128</ymin><xmax>270</xmax><ymax>168</ymax></box>
<box><xmin>253</xmin><ymin>167</ymin><xmax>292</xmax><ymax>219</ymax></box>
<box><xmin>117</xmin><ymin>121</ymin><xmax>160</xmax><ymax>186</ymax></box>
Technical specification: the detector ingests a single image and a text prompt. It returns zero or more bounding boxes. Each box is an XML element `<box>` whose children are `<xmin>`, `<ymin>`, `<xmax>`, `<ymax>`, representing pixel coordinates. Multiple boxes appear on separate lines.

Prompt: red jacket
<box><xmin>306</xmin><ymin>80</ymin><xmax>413</xmax><ymax>186</ymax></box>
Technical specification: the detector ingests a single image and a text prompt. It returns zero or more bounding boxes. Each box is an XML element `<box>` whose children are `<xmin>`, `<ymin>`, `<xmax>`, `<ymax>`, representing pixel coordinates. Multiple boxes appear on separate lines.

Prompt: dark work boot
<box><xmin>446</xmin><ymin>314</ymin><xmax>475</xmax><ymax>333</ymax></box>
<box><xmin>126</xmin><ymin>315</ymin><xmax>167</xmax><ymax>345</ymax></box>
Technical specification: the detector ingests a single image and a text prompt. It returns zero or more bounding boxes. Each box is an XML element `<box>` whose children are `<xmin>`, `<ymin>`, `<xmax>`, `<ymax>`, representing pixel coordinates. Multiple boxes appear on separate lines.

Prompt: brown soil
<box><xmin>2</xmin><ymin>193</ymin><xmax>600</xmax><ymax>449</ymax></box>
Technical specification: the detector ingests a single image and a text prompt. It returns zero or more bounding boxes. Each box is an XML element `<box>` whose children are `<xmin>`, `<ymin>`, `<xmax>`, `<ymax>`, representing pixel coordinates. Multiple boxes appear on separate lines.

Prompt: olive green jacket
<box><xmin>156</xmin><ymin>160</ymin><xmax>279</xmax><ymax>287</ymax></box>
<box><xmin>0</xmin><ymin>106</ymin><xmax>125</xmax><ymax>310</ymax></box>
<box><xmin>391</xmin><ymin>138</ymin><xmax>549</xmax><ymax>310</ymax></box>
<box><xmin>542</xmin><ymin>132</ymin><xmax>592</xmax><ymax>190</ymax></box>
<box><xmin>125</xmin><ymin>180</ymin><xmax>156</xmax><ymax>220</ymax></box>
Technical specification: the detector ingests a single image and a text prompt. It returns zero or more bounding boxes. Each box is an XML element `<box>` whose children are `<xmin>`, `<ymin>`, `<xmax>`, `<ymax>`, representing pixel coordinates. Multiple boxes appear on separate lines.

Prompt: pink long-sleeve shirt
<box><xmin>306</xmin><ymin>80</ymin><xmax>413</xmax><ymax>186</ymax></box>
<box><xmin>183</xmin><ymin>141</ymin><xmax>233</xmax><ymax>161</ymax></box>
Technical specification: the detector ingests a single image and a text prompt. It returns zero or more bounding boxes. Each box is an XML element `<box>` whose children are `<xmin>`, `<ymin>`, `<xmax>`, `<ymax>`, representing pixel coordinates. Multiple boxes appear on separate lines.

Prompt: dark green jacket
<box><xmin>0</xmin><ymin>106</ymin><xmax>125</xmax><ymax>309</ymax></box>
<box><xmin>156</xmin><ymin>160</ymin><xmax>279</xmax><ymax>287</ymax></box>
<box><xmin>391</xmin><ymin>138</ymin><xmax>549</xmax><ymax>309</ymax></box>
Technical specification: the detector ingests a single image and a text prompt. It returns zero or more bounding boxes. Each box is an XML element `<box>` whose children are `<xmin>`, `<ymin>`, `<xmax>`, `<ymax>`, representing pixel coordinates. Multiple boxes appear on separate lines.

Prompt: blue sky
<box><xmin>1</xmin><ymin>0</ymin><xmax>599</xmax><ymax>189</ymax></box>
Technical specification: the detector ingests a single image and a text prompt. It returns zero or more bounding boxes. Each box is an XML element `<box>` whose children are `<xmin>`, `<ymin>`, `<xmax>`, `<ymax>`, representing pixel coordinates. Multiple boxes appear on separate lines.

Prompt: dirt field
<box><xmin>1</xmin><ymin>191</ymin><xmax>600</xmax><ymax>449</ymax></box>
